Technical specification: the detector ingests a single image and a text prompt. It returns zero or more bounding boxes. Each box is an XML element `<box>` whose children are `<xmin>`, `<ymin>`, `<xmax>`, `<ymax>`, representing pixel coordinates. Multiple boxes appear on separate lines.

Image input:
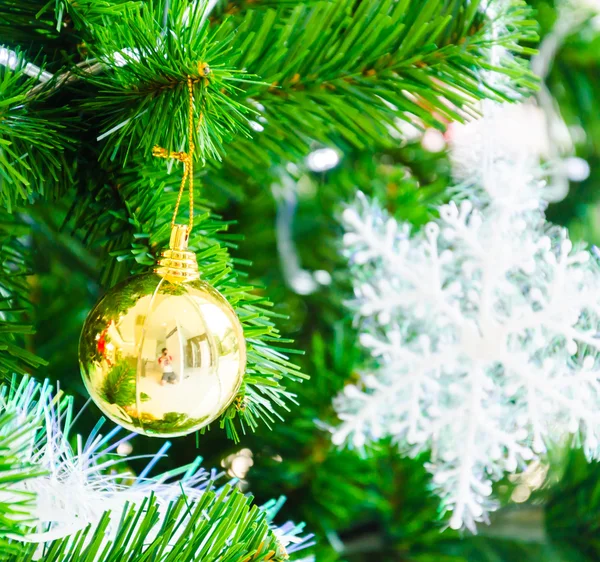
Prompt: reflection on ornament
<box><xmin>79</xmin><ymin>225</ymin><xmax>246</xmax><ymax>438</ymax></box>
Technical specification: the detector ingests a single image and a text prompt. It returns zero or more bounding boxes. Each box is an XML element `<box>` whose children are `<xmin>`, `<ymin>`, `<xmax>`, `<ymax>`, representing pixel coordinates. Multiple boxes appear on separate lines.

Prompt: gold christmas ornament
<box><xmin>79</xmin><ymin>225</ymin><xmax>247</xmax><ymax>437</ymax></box>
<box><xmin>80</xmin><ymin>74</ymin><xmax>246</xmax><ymax>437</ymax></box>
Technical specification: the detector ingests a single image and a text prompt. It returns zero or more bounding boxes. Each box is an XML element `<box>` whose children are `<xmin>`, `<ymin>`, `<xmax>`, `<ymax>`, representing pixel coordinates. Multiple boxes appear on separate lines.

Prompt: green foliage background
<box><xmin>0</xmin><ymin>0</ymin><xmax>599</xmax><ymax>560</ymax></box>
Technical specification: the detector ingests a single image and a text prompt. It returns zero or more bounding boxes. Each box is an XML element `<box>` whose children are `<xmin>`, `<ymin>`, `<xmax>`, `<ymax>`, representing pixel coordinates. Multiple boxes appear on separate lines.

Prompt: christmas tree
<box><xmin>1</xmin><ymin>0</ymin><xmax>600</xmax><ymax>560</ymax></box>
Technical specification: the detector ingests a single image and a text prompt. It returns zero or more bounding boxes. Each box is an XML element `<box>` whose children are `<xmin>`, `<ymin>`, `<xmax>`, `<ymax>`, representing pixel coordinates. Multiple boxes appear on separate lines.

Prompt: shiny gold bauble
<box><xmin>79</xmin><ymin>226</ymin><xmax>246</xmax><ymax>437</ymax></box>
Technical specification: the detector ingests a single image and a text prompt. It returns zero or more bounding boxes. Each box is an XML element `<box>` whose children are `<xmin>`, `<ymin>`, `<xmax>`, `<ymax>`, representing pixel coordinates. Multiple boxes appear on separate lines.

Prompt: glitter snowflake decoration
<box><xmin>333</xmin><ymin>174</ymin><xmax>600</xmax><ymax>530</ymax></box>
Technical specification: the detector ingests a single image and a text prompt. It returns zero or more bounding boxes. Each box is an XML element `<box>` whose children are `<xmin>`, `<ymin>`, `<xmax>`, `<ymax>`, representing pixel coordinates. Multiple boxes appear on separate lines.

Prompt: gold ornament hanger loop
<box><xmin>153</xmin><ymin>67</ymin><xmax>209</xmax><ymax>282</ymax></box>
<box><xmin>152</xmin><ymin>69</ymin><xmax>208</xmax><ymax>232</ymax></box>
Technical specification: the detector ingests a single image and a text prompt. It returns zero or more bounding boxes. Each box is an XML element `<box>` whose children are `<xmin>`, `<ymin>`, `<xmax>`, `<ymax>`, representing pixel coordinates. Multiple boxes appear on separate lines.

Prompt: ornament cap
<box><xmin>170</xmin><ymin>223</ymin><xmax>191</xmax><ymax>251</ymax></box>
<box><xmin>156</xmin><ymin>224</ymin><xmax>200</xmax><ymax>282</ymax></box>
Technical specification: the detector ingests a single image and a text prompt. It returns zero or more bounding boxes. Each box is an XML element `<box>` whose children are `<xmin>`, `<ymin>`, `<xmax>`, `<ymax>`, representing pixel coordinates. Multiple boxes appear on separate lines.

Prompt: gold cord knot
<box><xmin>152</xmin><ymin>75</ymin><xmax>197</xmax><ymax>231</ymax></box>
<box><xmin>151</xmin><ymin>146</ymin><xmax>191</xmax><ymax>164</ymax></box>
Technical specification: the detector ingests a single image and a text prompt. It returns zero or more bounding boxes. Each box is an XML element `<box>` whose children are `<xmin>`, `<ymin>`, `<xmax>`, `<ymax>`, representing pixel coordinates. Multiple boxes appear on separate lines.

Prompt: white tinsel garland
<box><xmin>333</xmin><ymin>178</ymin><xmax>600</xmax><ymax>530</ymax></box>
<box><xmin>0</xmin><ymin>378</ymin><xmax>312</xmax><ymax>558</ymax></box>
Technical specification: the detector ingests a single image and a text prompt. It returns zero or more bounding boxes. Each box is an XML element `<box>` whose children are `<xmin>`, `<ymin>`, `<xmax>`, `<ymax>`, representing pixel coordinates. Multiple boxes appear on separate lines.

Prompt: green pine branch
<box><xmin>100</xmin><ymin>357</ymin><xmax>137</xmax><ymax>408</ymax></box>
<box><xmin>73</xmin><ymin>0</ymin><xmax>538</xmax><ymax>168</ymax></box>
<box><xmin>209</xmin><ymin>0</ymin><xmax>309</xmax><ymax>22</ymax></box>
<box><xmin>0</xmin><ymin>214</ymin><xmax>46</xmax><ymax>377</ymax></box>
<box><xmin>81</xmin><ymin>0</ymin><xmax>255</xmax><ymax>164</ymax></box>
<box><xmin>51</xmin><ymin>0</ymin><xmax>141</xmax><ymax>32</ymax></box>
<box><xmin>0</xmin><ymin>61</ymin><xmax>73</xmax><ymax>210</ymax></box>
<box><xmin>220</xmin><ymin>0</ymin><xmax>537</xmax><ymax>145</ymax></box>
<box><xmin>6</xmin><ymin>487</ymin><xmax>293</xmax><ymax>562</ymax></box>
<box><xmin>203</xmin><ymin>0</ymin><xmax>539</xmax><ymax>180</ymax></box>
<box><xmin>0</xmin><ymin>0</ymin><xmax>139</xmax><ymax>63</ymax></box>
<box><xmin>195</xmin><ymin>1</ymin><xmax>539</xmax><ymax>208</ymax></box>
<box><xmin>0</xmin><ymin>1</ymin><xmax>62</xmax><ymax>49</ymax></box>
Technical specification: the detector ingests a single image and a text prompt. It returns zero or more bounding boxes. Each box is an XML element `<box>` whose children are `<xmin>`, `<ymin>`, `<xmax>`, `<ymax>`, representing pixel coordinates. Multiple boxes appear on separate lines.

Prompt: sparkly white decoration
<box><xmin>1</xmin><ymin>378</ymin><xmax>312</xmax><ymax>556</ymax></box>
<box><xmin>564</xmin><ymin>156</ymin><xmax>591</xmax><ymax>182</ymax></box>
<box><xmin>448</xmin><ymin>104</ymin><xmax>553</xmax><ymax>180</ymax></box>
<box><xmin>448</xmin><ymin>103</ymin><xmax>576</xmax><ymax>201</ymax></box>
<box><xmin>333</xmin><ymin>182</ymin><xmax>600</xmax><ymax>531</ymax></box>
<box><xmin>421</xmin><ymin>129</ymin><xmax>446</xmax><ymax>153</ymax></box>
<box><xmin>306</xmin><ymin>148</ymin><xmax>341</xmax><ymax>172</ymax></box>
<box><xmin>568</xmin><ymin>0</ymin><xmax>600</xmax><ymax>13</ymax></box>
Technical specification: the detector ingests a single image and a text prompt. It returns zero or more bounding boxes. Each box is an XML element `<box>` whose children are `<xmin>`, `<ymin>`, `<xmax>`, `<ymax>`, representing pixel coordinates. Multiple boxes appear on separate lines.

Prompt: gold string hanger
<box><xmin>152</xmin><ymin>64</ymin><xmax>210</xmax><ymax>233</ymax></box>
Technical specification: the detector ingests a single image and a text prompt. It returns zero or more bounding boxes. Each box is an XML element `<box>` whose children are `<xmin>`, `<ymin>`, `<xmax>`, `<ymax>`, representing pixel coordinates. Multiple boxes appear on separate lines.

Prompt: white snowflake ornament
<box><xmin>333</xmin><ymin>188</ymin><xmax>600</xmax><ymax>531</ymax></box>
